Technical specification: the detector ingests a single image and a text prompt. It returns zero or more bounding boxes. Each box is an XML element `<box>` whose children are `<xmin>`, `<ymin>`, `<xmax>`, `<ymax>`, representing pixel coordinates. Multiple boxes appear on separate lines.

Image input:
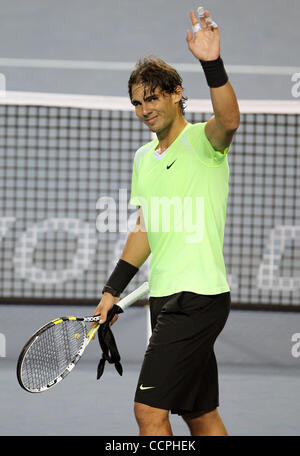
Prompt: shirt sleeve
<box><xmin>129</xmin><ymin>155</ymin><xmax>141</xmax><ymax>206</ymax></box>
<box><xmin>187</xmin><ymin>122</ymin><xmax>230</xmax><ymax>167</ymax></box>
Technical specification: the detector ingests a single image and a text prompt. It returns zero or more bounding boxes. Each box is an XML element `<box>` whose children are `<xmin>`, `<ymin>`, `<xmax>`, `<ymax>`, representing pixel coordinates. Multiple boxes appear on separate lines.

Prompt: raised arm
<box><xmin>186</xmin><ymin>8</ymin><xmax>240</xmax><ymax>152</ymax></box>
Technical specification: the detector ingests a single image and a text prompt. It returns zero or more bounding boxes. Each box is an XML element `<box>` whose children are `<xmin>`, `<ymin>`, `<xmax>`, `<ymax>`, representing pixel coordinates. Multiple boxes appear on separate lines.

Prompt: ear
<box><xmin>172</xmin><ymin>86</ymin><xmax>183</xmax><ymax>105</ymax></box>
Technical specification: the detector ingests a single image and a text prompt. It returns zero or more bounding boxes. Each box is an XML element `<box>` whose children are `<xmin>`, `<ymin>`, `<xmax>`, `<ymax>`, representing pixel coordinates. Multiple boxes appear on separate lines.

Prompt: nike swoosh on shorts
<box><xmin>139</xmin><ymin>384</ymin><xmax>155</xmax><ymax>390</ymax></box>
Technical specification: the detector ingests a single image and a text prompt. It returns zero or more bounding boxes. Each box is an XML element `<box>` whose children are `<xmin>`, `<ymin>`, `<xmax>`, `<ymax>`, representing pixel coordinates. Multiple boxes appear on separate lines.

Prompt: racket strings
<box><xmin>21</xmin><ymin>320</ymin><xmax>85</xmax><ymax>390</ymax></box>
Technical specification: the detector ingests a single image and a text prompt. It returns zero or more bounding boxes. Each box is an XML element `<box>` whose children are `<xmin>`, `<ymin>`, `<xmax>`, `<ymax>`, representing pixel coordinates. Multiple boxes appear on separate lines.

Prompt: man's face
<box><xmin>131</xmin><ymin>84</ymin><xmax>182</xmax><ymax>133</ymax></box>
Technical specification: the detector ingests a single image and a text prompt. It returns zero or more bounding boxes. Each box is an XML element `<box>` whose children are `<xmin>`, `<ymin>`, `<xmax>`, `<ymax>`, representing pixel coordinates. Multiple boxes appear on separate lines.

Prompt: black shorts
<box><xmin>134</xmin><ymin>291</ymin><xmax>230</xmax><ymax>415</ymax></box>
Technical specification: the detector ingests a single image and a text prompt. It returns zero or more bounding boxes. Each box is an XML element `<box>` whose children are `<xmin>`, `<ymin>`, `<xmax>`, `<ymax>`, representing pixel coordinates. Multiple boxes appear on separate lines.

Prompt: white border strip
<box><xmin>186</xmin><ymin>98</ymin><xmax>300</xmax><ymax>114</ymax></box>
<box><xmin>0</xmin><ymin>91</ymin><xmax>299</xmax><ymax>114</ymax></box>
<box><xmin>0</xmin><ymin>91</ymin><xmax>133</xmax><ymax>111</ymax></box>
<box><xmin>0</xmin><ymin>58</ymin><xmax>299</xmax><ymax>76</ymax></box>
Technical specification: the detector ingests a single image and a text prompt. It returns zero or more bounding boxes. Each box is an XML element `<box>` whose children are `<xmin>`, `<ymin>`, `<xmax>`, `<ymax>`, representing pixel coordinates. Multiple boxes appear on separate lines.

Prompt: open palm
<box><xmin>186</xmin><ymin>9</ymin><xmax>220</xmax><ymax>61</ymax></box>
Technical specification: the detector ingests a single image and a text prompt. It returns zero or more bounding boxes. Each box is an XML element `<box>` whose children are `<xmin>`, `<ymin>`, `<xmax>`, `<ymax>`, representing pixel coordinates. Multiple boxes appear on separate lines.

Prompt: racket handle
<box><xmin>118</xmin><ymin>281</ymin><xmax>149</xmax><ymax>311</ymax></box>
<box><xmin>87</xmin><ymin>282</ymin><xmax>149</xmax><ymax>339</ymax></box>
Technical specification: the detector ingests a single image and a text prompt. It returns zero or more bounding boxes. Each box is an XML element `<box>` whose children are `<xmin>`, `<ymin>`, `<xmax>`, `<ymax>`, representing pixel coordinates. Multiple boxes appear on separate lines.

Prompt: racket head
<box><xmin>17</xmin><ymin>317</ymin><xmax>90</xmax><ymax>393</ymax></box>
<box><xmin>17</xmin><ymin>282</ymin><xmax>149</xmax><ymax>393</ymax></box>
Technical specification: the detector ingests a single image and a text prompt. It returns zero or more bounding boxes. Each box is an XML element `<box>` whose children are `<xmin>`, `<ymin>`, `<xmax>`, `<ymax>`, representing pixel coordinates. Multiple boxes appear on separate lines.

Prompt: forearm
<box><xmin>203</xmin><ymin>63</ymin><xmax>240</xmax><ymax>150</ymax></box>
<box><xmin>210</xmin><ymin>81</ymin><xmax>240</xmax><ymax>132</ymax></box>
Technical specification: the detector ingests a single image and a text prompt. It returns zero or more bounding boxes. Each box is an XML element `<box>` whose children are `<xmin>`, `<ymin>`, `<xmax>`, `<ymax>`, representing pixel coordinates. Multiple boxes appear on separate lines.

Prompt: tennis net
<box><xmin>0</xmin><ymin>91</ymin><xmax>299</xmax><ymax>310</ymax></box>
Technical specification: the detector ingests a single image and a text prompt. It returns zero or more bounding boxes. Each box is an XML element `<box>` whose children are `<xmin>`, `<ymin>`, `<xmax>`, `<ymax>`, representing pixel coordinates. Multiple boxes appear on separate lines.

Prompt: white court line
<box><xmin>0</xmin><ymin>58</ymin><xmax>299</xmax><ymax>76</ymax></box>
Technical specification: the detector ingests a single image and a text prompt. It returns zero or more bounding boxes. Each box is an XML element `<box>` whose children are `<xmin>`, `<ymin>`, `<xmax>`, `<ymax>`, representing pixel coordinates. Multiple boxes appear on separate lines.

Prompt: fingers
<box><xmin>97</xmin><ymin>303</ymin><xmax>109</xmax><ymax>324</ymax></box>
<box><xmin>189</xmin><ymin>8</ymin><xmax>218</xmax><ymax>34</ymax></box>
<box><xmin>92</xmin><ymin>294</ymin><xmax>114</xmax><ymax>326</ymax></box>
<box><xmin>109</xmin><ymin>314</ymin><xmax>119</xmax><ymax>327</ymax></box>
<box><xmin>186</xmin><ymin>10</ymin><xmax>201</xmax><ymax>45</ymax></box>
<box><xmin>197</xmin><ymin>7</ymin><xmax>207</xmax><ymax>30</ymax></box>
<box><xmin>90</xmin><ymin>296</ymin><xmax>112</xmax><ymax>339</ymax></box>
<box><xmin>186</xmin><ymin>28</ymin><xmax>194</xmax><ymax>44</ymax></box>
<box><xmin>91</xmin><ymin>311</ymin><xmax>118</xmax><ymax>340</ymax></box>
<box><xmin>189</xmin><ymin>9</ymin><xmax>202</xmax><ymax>33</ymax></box>
<box><xmin>189</xmin><ymin>8</ymin><xmax>206</xmax><ymax>30</ymax></box>
<box><xmin>204</xmin><ymin>10</ymin><xmax>218</xmax><ymax>29</ymax></box>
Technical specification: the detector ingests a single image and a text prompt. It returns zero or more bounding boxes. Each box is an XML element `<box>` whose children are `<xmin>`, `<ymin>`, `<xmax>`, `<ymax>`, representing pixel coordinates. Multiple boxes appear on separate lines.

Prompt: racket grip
<box><xmin>118</xmin><ymin>282</ymin><xmax>149</xmax><ymax>311</ymax></box>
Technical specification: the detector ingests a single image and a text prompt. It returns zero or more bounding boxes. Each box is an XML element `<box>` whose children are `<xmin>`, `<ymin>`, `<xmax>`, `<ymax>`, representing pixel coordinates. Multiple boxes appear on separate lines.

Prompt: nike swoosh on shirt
<box><xmin>166</xmin><ymin>160</ymin><xmax>176</xmax><ymax>169</ymax></box>
<box><xmin>139</xmin><ymin>384</ymin><xmax>155</xmax><ymax>390</ymax></box>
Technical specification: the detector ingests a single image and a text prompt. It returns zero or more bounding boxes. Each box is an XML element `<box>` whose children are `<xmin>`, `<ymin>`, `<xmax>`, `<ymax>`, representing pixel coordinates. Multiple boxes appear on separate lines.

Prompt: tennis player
<box><xmin>93</xmin><ymin>8</ymin><xmax>240</xmax><ymax>436</ymax></box>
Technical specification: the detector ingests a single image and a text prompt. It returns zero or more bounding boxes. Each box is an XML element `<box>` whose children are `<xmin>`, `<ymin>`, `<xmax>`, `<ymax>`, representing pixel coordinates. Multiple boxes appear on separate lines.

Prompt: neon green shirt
<box><xmin>130</xmin><ymin>122</ymin><xmax>230</xmax><ymax>297</ymax></box>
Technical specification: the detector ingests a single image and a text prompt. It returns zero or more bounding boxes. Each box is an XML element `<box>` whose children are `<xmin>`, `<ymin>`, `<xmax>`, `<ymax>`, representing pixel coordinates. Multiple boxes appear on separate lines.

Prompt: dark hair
<box><xmin>128</xmin><ymin>56</ymin><xmax>188</xmax><ymax>115</ymax></box>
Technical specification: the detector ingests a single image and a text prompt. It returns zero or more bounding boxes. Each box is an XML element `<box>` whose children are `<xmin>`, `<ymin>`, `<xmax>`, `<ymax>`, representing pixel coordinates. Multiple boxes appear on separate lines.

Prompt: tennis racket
<box><xmin>17</xmin><ymin>282</ymin><xmax>149</xmax><ymax>393</ymax></box>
